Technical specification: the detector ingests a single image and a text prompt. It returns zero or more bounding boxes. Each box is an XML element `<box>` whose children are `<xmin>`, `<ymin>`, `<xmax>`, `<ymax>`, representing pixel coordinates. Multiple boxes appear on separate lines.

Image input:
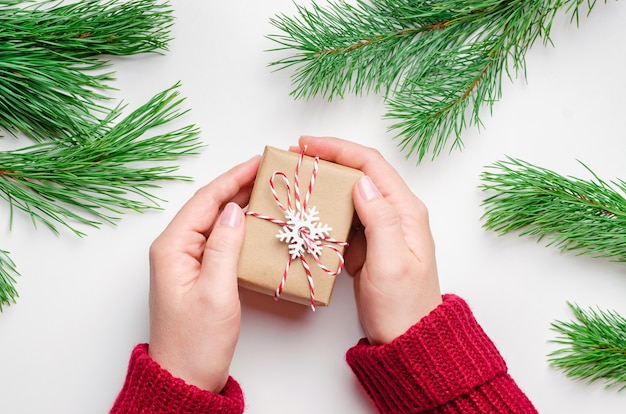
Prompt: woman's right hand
<box><xmin>299</xmin><ymin>136</ymin><xmax>442</xmax><ymax>345</ymax></box>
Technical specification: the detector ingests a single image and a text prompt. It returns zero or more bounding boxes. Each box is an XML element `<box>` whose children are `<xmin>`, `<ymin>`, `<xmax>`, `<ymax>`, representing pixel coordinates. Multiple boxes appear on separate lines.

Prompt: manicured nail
<box><xmin>219</xmin><ymin>202</ymin><xmax>242</xmax><ymax>228</ymax></box>
<box><xmin>357</xmin><ymin>176</ymin><xmax>382</xmax><ymax>201</ymax></box>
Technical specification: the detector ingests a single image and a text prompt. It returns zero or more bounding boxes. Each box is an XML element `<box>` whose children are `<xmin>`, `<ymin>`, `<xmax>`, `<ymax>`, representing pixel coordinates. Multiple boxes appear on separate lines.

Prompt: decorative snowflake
<box><xmin>276</xmin><ymin>206</ymin><xmax>332</xmax><ymax>260</ymax></box>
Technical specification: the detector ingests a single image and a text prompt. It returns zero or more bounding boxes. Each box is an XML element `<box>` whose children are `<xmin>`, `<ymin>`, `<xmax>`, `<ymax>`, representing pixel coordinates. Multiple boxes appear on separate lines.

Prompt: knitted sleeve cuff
<box><xmin>345</xmin><ymin>294</ymin><xmax>534</xmax><ymax>413</ymax></box>
<box><xmin>110</xmin><ymin>344</ymin><xmax>244</xmax><ymax>414</ymax></box>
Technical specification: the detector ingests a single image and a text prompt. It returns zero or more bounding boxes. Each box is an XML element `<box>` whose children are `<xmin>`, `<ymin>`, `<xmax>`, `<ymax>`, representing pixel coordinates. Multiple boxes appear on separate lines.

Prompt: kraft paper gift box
<box><xmin>238</xmin><ymin>146</ymin><xmax>363</xmax><ymax>308</ymax></box>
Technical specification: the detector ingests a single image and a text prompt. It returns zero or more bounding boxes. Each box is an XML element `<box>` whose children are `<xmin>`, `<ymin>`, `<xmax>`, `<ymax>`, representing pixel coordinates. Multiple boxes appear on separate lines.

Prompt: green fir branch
<box><xmin>480</xmin><ymin>157</ymin><xmax>626</xmax><ymax>261</ymax></box>
<box><xmin>0</xmin><ymin>249</ymin><xmax>18</xmax><ymax>311</ymax></box>
<box><xmin>0</xmin><ymin>46</ymin><xmax>114</xmax><ymax>142</ymax></box>
<box><xmin>0</xmin><ymin>1</ymin><xmax>192</xmax><ymax>310</ymax></box>
<box><xmin>268</xmin><ymin>0</ymin><xmax>605</xmax><ymax>162</ymax></box>
<box><xmin>0</xmin><ymin>83</ymin><xmax>202</xmax><ymax>237</ymax></box>
<box><xmin>549</xmin><ymin>302</ymin><xmax>626</xmax><ymax>390</ymax></box>
<box><xmin>0</xmin><ymin>0</ymin><xmax>173</xmax><ymax>57</ymax></box>
<box><xmin>0</xmin><ymin>0</ymin><xmax>173</xmax><ymax>142</ymax></box>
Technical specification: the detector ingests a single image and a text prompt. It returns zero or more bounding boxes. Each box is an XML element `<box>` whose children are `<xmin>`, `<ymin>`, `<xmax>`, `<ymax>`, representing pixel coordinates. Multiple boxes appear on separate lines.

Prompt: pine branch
<box><xmin>0</xmin><ymin>1</ymin><xmax>192</xmax><ymax>310</ymax></box>
<box><xmin>0</xmin><ymin>249</ymin><xmax>18</xmax><ymax>311</ymax></box>
<box><xmin>267</xmin><ymin>0</ymin><xmax>604</xmax><ymax>162</ymax></box>
<box><xmin>0</xmin><ymin>0</ymin><xmax>173</xmax><ymax>56</ymax></box>
<box><xmin>0</xmin><ymin>0</ymin><xmax>174</xmax><ymax>142</ymax></box>
<box><xmin>480</xmin><ymin>157</ymin><xmax>626</xmax><ymax>261</ymax></box>
<box><xmin>549</xmin><ymin>302</ymin><xmax>626</xmax><ymax>390</ymax></box>
<box><xmin>0</xmin><ymin>46</ymin><xmax>114</xmax><ymax>142</ymax></box>
<box><xmin>0</xmin><ymin>83</ymin><xmax>202</xmax><ymax>237</ymax></box>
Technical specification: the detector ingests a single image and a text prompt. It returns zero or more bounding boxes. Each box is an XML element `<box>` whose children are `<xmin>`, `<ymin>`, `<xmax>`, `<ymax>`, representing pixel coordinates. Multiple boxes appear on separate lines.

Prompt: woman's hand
<box><xmin>147</xmin><ymin>155</ymin><xmax>260</xmax><ymax>393</ymax></box>
<box><xmin>299</xmin><ymin>136</ymin><xmax>442</xmax><ymax>345</ymax></box>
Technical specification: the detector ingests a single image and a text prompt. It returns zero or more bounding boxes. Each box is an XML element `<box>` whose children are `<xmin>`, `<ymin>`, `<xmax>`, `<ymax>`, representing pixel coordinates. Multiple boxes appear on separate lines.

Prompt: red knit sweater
<box><xmin>111</xmin><ymin>295</ymin><xmax>537</xmax><ymax>413</ymax></box>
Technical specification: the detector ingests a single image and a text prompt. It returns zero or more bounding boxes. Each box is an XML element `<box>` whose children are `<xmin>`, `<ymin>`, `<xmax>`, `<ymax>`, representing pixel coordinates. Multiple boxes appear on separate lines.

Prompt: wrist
<box><xmin>362</xmin><ymin>288</ymin><xmax>443</xmax><ymax>345</ymax></box>
<box><xmin>148</xmin><ymin>343</ymin><xmax>228</xmax><ymax>393</ymax></box>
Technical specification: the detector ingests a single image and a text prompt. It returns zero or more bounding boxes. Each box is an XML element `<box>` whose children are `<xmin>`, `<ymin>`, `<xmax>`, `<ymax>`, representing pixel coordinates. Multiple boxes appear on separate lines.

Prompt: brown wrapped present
<box><xmin>238</xmin><ymin>146</ymin><xmax>363</xmax><ymax>309</ymax></box>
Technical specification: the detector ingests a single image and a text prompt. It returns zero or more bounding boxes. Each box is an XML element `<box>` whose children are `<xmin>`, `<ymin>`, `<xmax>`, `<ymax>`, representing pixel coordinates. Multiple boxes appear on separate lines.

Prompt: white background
<box><xmin>2</xmin><ymin>1</ymin><xmax>626</xmax><ymax>413</ymax></box>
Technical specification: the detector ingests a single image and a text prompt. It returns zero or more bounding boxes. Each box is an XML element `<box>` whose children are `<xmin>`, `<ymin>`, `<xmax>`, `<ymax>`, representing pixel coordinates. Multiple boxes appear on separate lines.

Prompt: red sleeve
<box><xmin>345</xmin><ymin>294</ymin><xmax>537</xmax><ymax>413</ymax></box>
<box><xmin>110</xmin><ymin>344</ymin><xmax>244</xmax><ymax>414</ymax></box>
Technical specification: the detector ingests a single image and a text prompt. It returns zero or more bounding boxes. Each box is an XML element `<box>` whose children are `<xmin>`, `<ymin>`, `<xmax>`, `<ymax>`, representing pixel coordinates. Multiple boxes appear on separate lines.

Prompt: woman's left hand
<box><xmin>147</xmin><ymin>155</ymin><xmax>260</xmax><ymax>393</ymax></box>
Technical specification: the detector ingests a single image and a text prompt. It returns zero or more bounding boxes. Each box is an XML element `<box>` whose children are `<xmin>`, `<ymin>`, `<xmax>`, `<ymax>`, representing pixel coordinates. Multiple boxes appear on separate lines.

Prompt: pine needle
<box><xmin>267</xmin><ymin>0</ymin><xmax>605</xmax><ymax>162</ymax></box>
<box><xmin>0</xmin><ymin>83</ymin><xmax>202</xmax><ymax>237</ymax></box>
<box><xmin>0</xmin><ymin>249</ymin><xmax>18</xmax><ymax>311</ymax></box>
<box><xmin>480</xmin><ymin>157</ymin><xmax>626</xmax><ymax>261</ymax></box>
<box><xmin>0</xmin><ymin>0</ymin><xmax>173</xmax><ymax>56</ymax></box>
<box><xmin>0</xmin><ymin>0</ymin><xmax>174</xmax><ymax>142</ymax></box>
<box><xmin>549</xmin><ymin>302</ymin><xmax>626</xmax><ymax>390</ymax></box>
<box><xmin>0</xmin><ymin>1</ymin><xmax>186</xmax><ymax>308</ymax></box>
<box><xmin>0</xmin><ymin>45</ymin><xmax>114</xmax><ymax>142</ymax></box>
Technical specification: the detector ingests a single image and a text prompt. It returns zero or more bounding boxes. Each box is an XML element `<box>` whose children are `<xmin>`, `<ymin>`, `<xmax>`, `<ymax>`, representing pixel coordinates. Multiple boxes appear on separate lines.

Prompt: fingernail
<box><xmin>357</xmin><ymin>176</ymin><xmax>381</xmax><ymax>201</ymax></box>
<box><xmin>219</xmin><ymin>202</ymin><xmax>242</xmax><ymax>228</ymax></box>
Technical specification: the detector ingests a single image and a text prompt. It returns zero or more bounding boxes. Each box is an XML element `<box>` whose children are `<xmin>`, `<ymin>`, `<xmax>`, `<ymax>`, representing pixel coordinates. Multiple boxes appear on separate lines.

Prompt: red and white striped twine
<box><xmin>245</xmin><ymin>147</ymin><xmax>347</xmax><ymax>311</ymax></box>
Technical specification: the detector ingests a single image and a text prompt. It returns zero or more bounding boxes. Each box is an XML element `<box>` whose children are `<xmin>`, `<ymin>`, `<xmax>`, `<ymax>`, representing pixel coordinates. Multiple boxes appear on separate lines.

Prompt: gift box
<box><xmin>238</xmin><ymin>146</ymin><xmax>363</xmax><ymax>309</ymax></box>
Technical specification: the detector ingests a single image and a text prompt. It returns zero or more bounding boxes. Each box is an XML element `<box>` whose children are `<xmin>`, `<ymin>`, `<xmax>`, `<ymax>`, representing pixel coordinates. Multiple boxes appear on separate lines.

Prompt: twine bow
<box><xmin>246</xmin><ymin>148</ymin><xmax>347</xmax><ymax>311</ymax></box>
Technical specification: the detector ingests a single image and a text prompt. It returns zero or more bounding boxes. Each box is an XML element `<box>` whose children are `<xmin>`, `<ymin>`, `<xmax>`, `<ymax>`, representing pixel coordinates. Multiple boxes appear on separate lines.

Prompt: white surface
<box><xmin>2</xmin><ymin>1</ymin><xmax>626</xmax><ymax>413</ymax></box>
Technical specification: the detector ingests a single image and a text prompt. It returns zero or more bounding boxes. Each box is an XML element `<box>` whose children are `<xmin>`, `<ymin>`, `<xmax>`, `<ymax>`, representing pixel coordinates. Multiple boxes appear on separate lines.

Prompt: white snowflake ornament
<box><xmin>276</xmin><ymin>206</ymin><xmax>332</xmax><ymax>260</ymax></box>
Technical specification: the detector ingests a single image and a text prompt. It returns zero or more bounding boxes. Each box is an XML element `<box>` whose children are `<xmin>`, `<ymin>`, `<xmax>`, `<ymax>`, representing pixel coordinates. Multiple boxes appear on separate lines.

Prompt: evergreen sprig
<box><xmin>268</xmin><ymin>0</ymin><xmax>604</xmax><ymax>162</ymax></box>
<box><xmin>0</xmin><ymin>0</ymin><xmax>172</xmax><ymax>56</ymax></box>
<box><xmin>0</xmin><ymin>250</ymin><xmax>18</xmax><ymax>311</ymax></box>
<box><xmin>480</xmin><ymin>157</ymin><xmax>626</xmax><ymax>261</ymax></box>
<box><xmin>0</xmin><ymin>83</ymin><xmax>202</xmax><ymax>237</ymax></box>
<box><xmin>0</xmin><ymin>46</ymin><xmax>114</xmax><ymax>142</ymax></box>
<box><xmin>0</xmin><ymin>1</ymin><xmax>188</xmax><ymax>309</ymax></box>
<box><xmin>0</xmin><ymin>83</ymin><xmax>201</xmax><ymax>309</ymax></box>
<box><xmin>549</xmin><ymin>302</ymin><xmax>626</xmax><ymax>390</ymax></box>
<box><xmin>0</xmin><ymin>0</ymin><xmax>173</xmax><ymax>142</ymax></box>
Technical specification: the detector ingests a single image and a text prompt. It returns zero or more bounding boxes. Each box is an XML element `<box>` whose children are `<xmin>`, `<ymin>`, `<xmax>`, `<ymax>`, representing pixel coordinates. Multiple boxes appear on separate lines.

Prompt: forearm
<box><xmin>111</xmin><ymin>344</ymin><xmax>244</xmax><ymax>414</ymax></box>
<box><xmin>346</xmin><ymin>294</ymin><xmax>537</xmax><ymax>413</ymax></box>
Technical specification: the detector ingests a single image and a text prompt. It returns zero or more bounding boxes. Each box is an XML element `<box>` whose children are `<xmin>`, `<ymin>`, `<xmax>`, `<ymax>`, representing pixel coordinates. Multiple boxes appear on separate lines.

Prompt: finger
<box><xmin>302</xmin><ymin>136</ymin><xmax>435</xmax><ymax>252</ymax></box>
<box><xmin>202</xmin><ymin>180</ymin><xmax>256</xmax><ymax>239</ymax></box>
<box><xmin>298</xmin><ymin>136</ymin><xmax>410</xmax><ymax>198</ymax></box>
<box><xmin>344</xmin><ymin>229</ymin><xmax>365</xmax><ymax>277</ymax></box>
<box><xmin>196</xmin><ymin>202</ymin><xmax>246</xmax><ymax>301</ymax></box>
<box><xmin>298</xmin><ymin>136</ymin><xmax>425</xmax><ymax>231</ymax></box>
<box><xmin>165</xmin><ymin>155</ymin><xmax>261</xmax><ymax>236</ymax></box>
<box><xmin>353</xmin><ymin>176</ymin><xmax>413</xmax><ymax>269</ymax></box>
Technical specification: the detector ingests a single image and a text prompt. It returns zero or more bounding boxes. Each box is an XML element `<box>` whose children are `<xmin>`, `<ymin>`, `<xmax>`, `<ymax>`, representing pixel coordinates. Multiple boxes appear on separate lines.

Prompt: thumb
<box><xmin>353</xmin><ymin>176</ymin><xmax>408</xmax><ymax>266</ymax></box>
<box><xmin>197</xmin><ymin>202</ymin><xmax>245</xmax><ymax>297</ymax></box>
